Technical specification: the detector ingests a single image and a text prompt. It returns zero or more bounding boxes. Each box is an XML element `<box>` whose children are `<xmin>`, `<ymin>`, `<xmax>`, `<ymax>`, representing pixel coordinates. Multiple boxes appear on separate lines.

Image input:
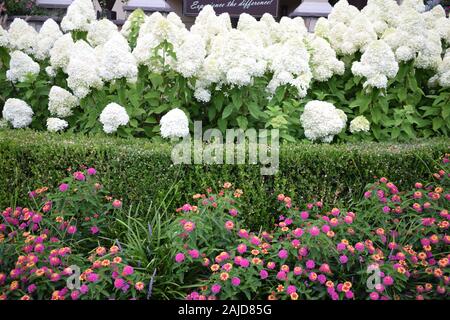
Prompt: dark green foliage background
<box><xmin>0</xmin><ymin>129</ymin><xmax>448</xmax><ymax>227</ymax></box>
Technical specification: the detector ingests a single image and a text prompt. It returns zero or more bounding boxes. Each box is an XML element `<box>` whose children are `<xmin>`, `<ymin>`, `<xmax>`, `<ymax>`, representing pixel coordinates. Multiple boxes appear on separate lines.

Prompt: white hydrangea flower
<box><xmin>34</xmin><ymin>19</ymin><xmax>63</xmax><ymax>61</ymax></box>
<box><xmin>191</xmin><ymin>5</ymin><xmax>232</xmax><ymax>45</ymax></box>
<box><xmin>194</xmin><ymin>87</ymin><xmax>211</xmax><ymax>103</ymax></box>
<box><xmin>47</xmin><ymin>118</ymin><xmax>68</xmax><ymax>132</ymax></box>
<box><xmin>48</xmin><ymin>86</ymin><xmax>79</xmax><ymax>118</ymax></box>
<box><xmin>361</xmin><ymin>0</ymin><xmax>400</xmax><ymax>36</ymax></box>
<box><xmin>0</xmin><ymin>25</ymin><xmax>9</xmax><ymax>48</ymax></box>
<box><xmin>300</xmin><ymin>100</ymin><xmax>346</xmax><ymax>143</ymax></box>
<box><xmin>49</xmin><ymin>34</ymin><xmax>75</xmax><ymax>72</ymax></box>
<box><xmin>351</xmin><ymin>40</ymin><xmax>398</xmax><ymax>89</ymax></box>
<box><xmin>173</xmin><ymin>33</ymin><xmax>206</xmax><ymax>78</ymax></box>
<box><xmin>7</xmin><ymin>18</ymin><xmax>38</xmax><ymax>55</ymax></box>
<box><xmin>99</xmin><ymin>103</ymin><xmax>129</xmax><ymax>133</ymax></box>
<box><xmin>121</xmin><ymin>9</ymin><xmax>148</xmax><ymax>40</ymax></box>
<box><xmin>61</xmin><ymin>0</ymin><xmax>96</xmax><ymax>32</ymax></box>
<box><xmin>97</xmin><ymin>34</ymin><xmax>138</xmax><ymax>83</ymax></box>
<box><xmin>160</xmin><ymin>108</ymin><xmax>189</xmax><ymax>139</ymax></box>
<box><xmin>429</xmin><ymin>49</ymin><xmax>450</xmax><ymax>88</ymax></box>
<box><xmin>66</xmin><ymin>40</ymin><xmax>103</xmax><ymax>98</ymax></box>
<box><xmin>6</xmin><ymin>51</ymin><xmax>40</xmax><ymax>83</ymax></box>
<box><xmin>328</xmin><ymin>0</ymin><xmax>360</xmax><ymax>25</ymax></box>
<box><xmin>87</xmin><ymin>19</ymin><xmax>119</xmax><ymax>47</ymax></box>
<box><xmin>132</xmin><ymin>33</ymin><xmax>160</xmax><ymax>69</ymax></box>
<box><xmin>350</xmin><ymin>115</ymin><xmax>371</xmax><ymax>133</ymax></box>
<box><xmin>306</xmin><ymin>35</ymin><xmax>344</xmax><ymax>81</ymax></box>
<box><xmin>401</xmin><ymin>0</ymin><xmax>425</xmax><ymax>13</ymax></box>
<box><xmin>2</xmin><ymin>98</ymin><xmax>34</xmax><ymax>128</ymax></box>
<box><xmin>267</xmin><ymin>37</ymin><xmax>312</xmax><ymax>97</ymax></box>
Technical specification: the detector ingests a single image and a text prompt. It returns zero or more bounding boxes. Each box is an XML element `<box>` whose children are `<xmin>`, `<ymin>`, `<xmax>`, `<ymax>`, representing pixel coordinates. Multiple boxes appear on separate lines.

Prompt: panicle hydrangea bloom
<box><xmin>66</xmin><ymin>40</ymin><xmax>103</xmax><ymax>98</ymax></box>
<box><xmin>6</xmin><ymin>51</ymin><xmax>40</xmax><ymax>83</ymax></box>
<box><xmin>276</xmin><ymin>16</ymin><xmax>308</xmax><ymax>43</ymax></box>
<box><xmin>361</xmin><ymin>0</ymin><xmax>400</xmax><ymax>36</ymax></box>
<box><xmin>173</xmin><ymin>33</ymin><xmax>206</xmax><ymax>78</ymax></box>
<box><xmin>133</xmin><ymin>12</ymin><xmax>188</xmax><ymax>72</ymax></box>
<box><xmin>350</xmin><ymin>115</ymin><xmax>371</xmax><ymax>133</ymax></box>
<box><xmin>132</xmin><ymin>33</ymin><xmax>161</xmax><ymax>70</ymax></box>
<box><xmin>2</xmin><ymin>98</ymin><xmax>34</xmax><ymax>128</ymax></box>
<box><xmin>87</xmin><ymin>19</ymin><xmax>119</xmax><ymax>47</ymax></box>
<box><xmin>97</xmin><ymin>34</ymin><xmax>138</xmax><ymax>83</ymax></box>
<box><xmin>342</xmin><ymin>14</ymin><xmax>377</xmax><ymax>54</ymax></box>
<box><xmin>61</xmin><ymin>0</ymin><xmax>96</xmax><ymax>32</ymax></box>
<box><xmin>382</xmin><ymin>8</ymin><xmax>442</xmax><ymax>69</ymax></box>
<box><xmin>34</xmin><ymin>19</ymin><xmax>63</xmax><ymax>61</ymax></box>
<box><xmin>121</xmin><ymin>9</ymin><xmax>148</xmax><ymax>40</ymax></box>
<box><xmin>306</xmin><ymin>35</ymin><xmax>344</xmax><ymax>81</ymax></box>
<box><xmin>48</xmin><ymin>86</ymin><xmax>79</xmax><ymax>118</ymax></box>
<box><xmin>190</xmin><ymin>5</ymin><xmax>232</xmax><ymax>45</ymax></box>
<box><xmin>428</xmin><ymin>49</ymin><xmax>450</xmax><ymax>88</ymax></box>
<box><xmin>328</xmin><ymin>0</ymin><xmax>360</xmax><ymax>25</ymax></box>
<box><xmin>46</xmin><ymin>118</ymin><xmax>68</xmax><ymax>132</ymax></box>
<box><xmin>160</xmin><ymin>108</ymin><xmax>189</xmax><ymax>139</ymax></box>
<box><xmin>267</xmin><ymin>37</ymin><xmax>311</xmax><ymax>97</ymax></box>
<box><xmin>351</xmin><ymin>40</ymin><xmax>399</xmax><ymax>89</ymax></box>
<box><xmin>401</xmin><ymin>0</ymin><xmax>425</xmax><ymax>13</ymax></box>
<box><xmin>0</xmin><ymin>25</ymin><xmax>9</xmax><ymax>48</ymax></box>
<box><xmin>99</xmin><ymin>103</ymin><xmax>129</xmax><ymax>133</ymax></box>
<box><xmin>49</xmin><ymin>34</ymin><xmax>75</xmax><ymax>73</ymax></box>
<box><xmin>7</xmin><ymin>18</ymin><xmax>38</xmax><ymax>55</ymax></box>
<box><xmin>300</xmin><ymin>100</ymin><xmax>346</xmax><ymax>143</ymax></box>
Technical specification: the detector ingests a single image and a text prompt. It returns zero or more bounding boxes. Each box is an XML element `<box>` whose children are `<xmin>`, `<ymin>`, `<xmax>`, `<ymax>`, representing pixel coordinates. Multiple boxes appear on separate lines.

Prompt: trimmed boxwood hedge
<box><xmin>0</xmin><ymin>129</ymin><xmax>448</xmax><ymax>227</ymax></box>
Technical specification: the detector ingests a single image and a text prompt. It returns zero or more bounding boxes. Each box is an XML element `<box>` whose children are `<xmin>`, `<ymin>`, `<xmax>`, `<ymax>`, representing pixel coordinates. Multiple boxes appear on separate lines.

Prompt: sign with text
<box><xmin>183</xmin><ymin>0</ymin><xmax>279</xmax><ymax>17</ymax></box>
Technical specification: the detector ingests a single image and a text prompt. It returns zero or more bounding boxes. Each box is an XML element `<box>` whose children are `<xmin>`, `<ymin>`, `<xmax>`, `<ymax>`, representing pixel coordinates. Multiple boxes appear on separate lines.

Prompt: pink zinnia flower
<box><xmin>67</xmin><ymin>225</ymin><xmax>77</xmax><ymax>235</ymax></box>
<box><xmin>90</xmin><ymin>226</ymin><xmax>99</xmax><ymax>234</ymax></box>
<box><xmin>306</xmin><ymin>260</ymin><xmax>315</xmax><ymax>269</ymax></box>
<box><xmin>240</xmin><ymin>258</ymin><xmax>250</xmax><ymax>268</ymax></box>
<box><xmin>309</xmin><ymin>226</ymin><xmax>320</xmax><ymax>237</ymax></box>
<box><xmin>71</xmin><ymin>290</ymin><xmax>80</xmax><ymax>300</ymax></box>
<box><xmin>225</xmin><ymin>220</ymin><xmax>234</xmax><ymax>230</ymax></box>
<box><xmin>183</xmin><ymin>221</ymin><xmax>195</xmax><ymax>232</ymax></box>
<box><xmin>112</xmin><ymin>199</ymin><xmax>122</xmax><ymax>208</ymax></box>
<box><xmin>339</xmin><ymin>255</ymin><xmax>348</xmax><ymax>264</ymax></box>
<box><xmin>114</xmin><ymin>278</ymin><xmax>126</xmax><ymax>289</ymax></box>
<box><xmin>80</xmin><ymin>284</ymin><xmax>89</xmax><ymax>294</ymax></box>
<box><xmin>59</xmin><ymin>183</ymin><xmax>69</xmax><ymax>192</ymax></box>
<box><xmin>370</xmin><ymin>292</ymin><xmax>379</xmax><ymax>300</ymax></box>
<box><xmin>87</xmin><ymin>168</ymin><xmax>96</xmax><ymax>175</ymax></box>
<box><xmin>188</xmin><ymin>249</ymin><xmax>199</xmax><ymax>259</ymax></box>
<box><xmin>87</xmin><ymin>273</ymin><xmax>100</xmax><ymax>283</ymax></box>
<box><xmin>231</xmin><ymin>277</ymin><xmax>241</xmax><ymax>286</ymax></box>
<box><xmin>292</xmin><ymin>228</ymin><xmax>303</xmax><ymax>237</ymax></box>
<box><xmin>175</xmin><ymin>253</ymin><xmax>185</xmax><ymax>263</ymax></box>
<box><xmin>383</xmin><ymin>276</ymin><xmax>394</xmax><ymax>286</ymax></box>
<box><xmin>286</xmin><ymin>285</ymin><xmax>296</xmax><ymax>295</ymax></box>
<box><xmin>278</xmin><ymin>249</ymin><xmax>288</xmax><ymax>259</ymax></box>
<box><xmin>211</xmin><ymin>284</ymin><xmax>221</xmax><ymax>294</ymax></box>
<box><xmin>276</xmin><ymin>271</ymin><xmax>287</xmax><ymax>280</ymax></box>
<box><xmin>300</xmin><ymin>211</ymin><xmax>309</xmax><ymax>220</ymax></box>
<box><xmin>73</xmin><ymin>171</ymin><xmax>85</xmax><ymax>181</ymax></box>
<box><xmin>260</xmin><ymin>269</ymin><xmax>268</xmax><ymax>279</ymax></box>
<box><xmin>122</xmin><ymin>266</ymin><xmax>134</xmax><ymax>276</ymax></box>
<box><xmin>237</xmin><ymin>244</ymin><xmax>247</xmax><ymax>254</ymax></box>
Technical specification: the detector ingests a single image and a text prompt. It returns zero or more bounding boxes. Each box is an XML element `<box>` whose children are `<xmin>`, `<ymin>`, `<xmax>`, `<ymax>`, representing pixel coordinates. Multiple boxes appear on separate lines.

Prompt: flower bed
<box><xmin>0</xmin><ymin>0</ymin><xmax>449</xmax><ymax>142</ymax></box>
<box><xmin>1</xmin><ymin>154</ymin><xmax>448</xmax><ymax>300</ymax></box>
<box><xmin>0</xmin><ymin>130</ymin><xmax>448</xmax><ymax>227</ymax></box>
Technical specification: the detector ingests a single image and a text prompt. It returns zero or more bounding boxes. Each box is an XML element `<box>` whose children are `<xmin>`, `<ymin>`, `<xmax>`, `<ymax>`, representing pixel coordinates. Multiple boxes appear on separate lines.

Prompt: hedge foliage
<box><xmin>0</xmin><ymin>129</ymin><xmax>448</xmax><ymax>227</ymax></box>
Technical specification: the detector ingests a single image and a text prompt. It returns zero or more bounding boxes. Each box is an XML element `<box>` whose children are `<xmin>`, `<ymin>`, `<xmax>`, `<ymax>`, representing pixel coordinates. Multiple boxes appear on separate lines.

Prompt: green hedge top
<box><xmin>0</xmin><ymin>129</ymin><xmax>448</xmax><ymax>227</ymax></box>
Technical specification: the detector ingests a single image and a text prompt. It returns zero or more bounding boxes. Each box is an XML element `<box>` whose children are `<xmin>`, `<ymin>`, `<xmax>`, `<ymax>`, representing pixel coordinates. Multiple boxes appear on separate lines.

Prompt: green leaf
<box><xmin>236</xmin><ymin>116</ymin><xmax>248</xmax><ymax>130</ymax></box>
<box><xmin>432</xmin><ymin>118</ymin><xmax>444</xmax><ymax>131</ymax></box>
<box><xmin>222</xmin><ymin>104</ymin><xmax>234</xmax><ymax>119</ymax></box>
